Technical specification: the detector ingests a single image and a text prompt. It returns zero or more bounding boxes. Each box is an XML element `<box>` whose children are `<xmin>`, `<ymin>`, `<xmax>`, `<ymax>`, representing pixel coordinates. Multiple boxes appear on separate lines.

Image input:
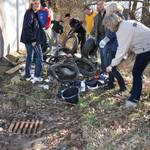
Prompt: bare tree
<box><xmin>141</xmin><ymin>0</ymin><xmax>150</xmax><ymax>27</ymax></box>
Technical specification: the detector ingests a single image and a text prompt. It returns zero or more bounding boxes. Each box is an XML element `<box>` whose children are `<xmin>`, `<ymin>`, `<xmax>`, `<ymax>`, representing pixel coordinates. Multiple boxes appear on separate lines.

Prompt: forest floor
<box><xmin>0</xmin><ymin>53</ymin><xmax>149</xmax><ymax>150</ymax></box>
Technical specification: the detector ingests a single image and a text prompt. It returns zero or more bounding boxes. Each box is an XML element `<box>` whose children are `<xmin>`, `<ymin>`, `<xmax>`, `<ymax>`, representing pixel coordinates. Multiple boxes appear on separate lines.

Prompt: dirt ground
<box><xmin>0</xmin><ymin>55</ymin><xmax>150</xmax><ymax>150</ymax></box>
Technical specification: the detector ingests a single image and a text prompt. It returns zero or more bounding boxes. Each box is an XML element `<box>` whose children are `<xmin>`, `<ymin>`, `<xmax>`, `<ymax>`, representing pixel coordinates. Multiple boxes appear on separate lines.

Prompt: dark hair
<box><xmin>40</xmin><ymin>0</ymin><xmax>47</xmax><ymax>7</ymax></box>
<box><xmin>65</xmin><ymin>13</ymin><xmax>71</xmax><ymax>18</ymax></box>
<box><xmin>40</xmin><ymin>0</ymin><xmax>47</xmax><ymax>3</ymax></box>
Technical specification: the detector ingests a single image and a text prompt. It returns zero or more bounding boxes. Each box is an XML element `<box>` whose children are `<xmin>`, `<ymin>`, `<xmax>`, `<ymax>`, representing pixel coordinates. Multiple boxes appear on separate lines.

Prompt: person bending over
<box><xmin>103</xmin><ymin>14</ymin><xmax>150</xmax><ymax>108</ymax></box>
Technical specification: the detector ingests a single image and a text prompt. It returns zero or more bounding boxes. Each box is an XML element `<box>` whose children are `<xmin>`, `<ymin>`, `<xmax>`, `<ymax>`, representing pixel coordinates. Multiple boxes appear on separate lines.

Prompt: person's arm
<box><xmin>24</xmin><ymin>10</ymin><xmax>34</xmax><ymax>29</ymax></box>
<box><xmin>106</xmin><ymin>31</ymin><xmax>116</xmax><ymax>40</ymax></box>
<box><xmin>90</xmin><ymin>15</ymin><xmax>97</xmax><ymax>37</ymax></box>
<box><xmin>45</xmin><ymin>9</ymin><xmax>51</xmax><ymax>29</ymax></box>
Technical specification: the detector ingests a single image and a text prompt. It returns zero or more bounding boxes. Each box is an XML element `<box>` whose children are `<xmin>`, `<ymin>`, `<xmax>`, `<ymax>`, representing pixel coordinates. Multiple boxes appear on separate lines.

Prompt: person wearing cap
<box><xmin>103</xmin><ymin>14</ymin><xmax>150</xmax><ymax>108</ymax></box>
<box><xmin>64</xmin><ymin>13</ymin><xmax>86</xmax><ymax>51</ymax></box>
<box><xmin>20</xmin><ymin>0</ymin><xmax>44</xmax><ymax>83</ymax></box>
<box><xmin>84</xmin><ymin>5</ymin><xmax>96</xmax><ymax>38</ymax></box>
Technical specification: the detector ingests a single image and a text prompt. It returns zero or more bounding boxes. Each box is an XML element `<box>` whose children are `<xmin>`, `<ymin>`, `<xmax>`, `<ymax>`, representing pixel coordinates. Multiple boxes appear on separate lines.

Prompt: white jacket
<box><xmin>111</xmin><ymin>20</ymin><xmax>150</xmax><ymax>67</ymax></box>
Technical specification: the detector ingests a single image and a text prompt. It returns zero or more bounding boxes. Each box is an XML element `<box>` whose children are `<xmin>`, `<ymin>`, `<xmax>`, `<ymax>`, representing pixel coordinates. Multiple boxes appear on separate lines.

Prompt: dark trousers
<box><xmin>77</xmin><ymin>32</ymin><xmax>86</xmax><ymax>51</ymax></box>
<box><xmin>128</xmin><ymin>51</ymin><xmax>150</xmax><ymax>102</ymax></box>
<box><xmin>108</xmin><ymin>51</ymin><xmax>126</xmax><ymax>90</ymax></box>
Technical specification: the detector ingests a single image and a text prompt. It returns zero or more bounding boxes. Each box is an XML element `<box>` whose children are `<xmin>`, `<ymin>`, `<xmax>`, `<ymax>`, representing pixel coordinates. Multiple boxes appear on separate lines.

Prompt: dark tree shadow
<box><xmin>0</xmin><ymin>27</ymin><xmax>4</xmax><ymax>58</ymax></box>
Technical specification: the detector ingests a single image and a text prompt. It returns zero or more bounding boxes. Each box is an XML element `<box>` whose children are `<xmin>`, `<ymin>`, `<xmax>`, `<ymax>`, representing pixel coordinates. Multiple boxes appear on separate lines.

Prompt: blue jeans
<box><xmin>99</xmin><ymin>45</ymin><xmax>111</xmax><ymax>72</ymax></box>
<box><xmin>128</xmin><ymin>51</ymin><xmax>150</xmax><ymax>102</ymax></box>
<box><xmin>25</xmin><ymin>44</ymin><xmax>43</xmax><ymax>78</ymax></box>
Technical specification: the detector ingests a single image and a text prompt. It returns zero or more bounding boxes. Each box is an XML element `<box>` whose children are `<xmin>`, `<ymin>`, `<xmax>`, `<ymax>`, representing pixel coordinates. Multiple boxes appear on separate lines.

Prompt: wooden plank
<box><xmin>5</xmin><ymin>62</ymin><xmax>25</xmax><ymax>74</ymax></box>
<box><xmin>27</xmin><ymin>120</ymin><xmax>35</xmax><ymax>134</ymax></box>
<box><xmin>17</xmin><ymin>121</ymin><xmax>25</xmax><ymax>134</ymax></box>
<box><xmin>22</xmin><ymin>120</ymin><xmax>30</xmax><ymax>134</ymax></box>
<box><xmin>32</xmin><ymin>120</ymin><xmax>40</xmax><ymax>134</ymax></box>
<box><xmin>13</xmin><ymin>121</ymin><xmax>21</xmax><ymax>133</ymax></box>
<box><xmin>8</xmin><ymin>121</ymin><xmax>16</xmax><ymax>132</ymax></box>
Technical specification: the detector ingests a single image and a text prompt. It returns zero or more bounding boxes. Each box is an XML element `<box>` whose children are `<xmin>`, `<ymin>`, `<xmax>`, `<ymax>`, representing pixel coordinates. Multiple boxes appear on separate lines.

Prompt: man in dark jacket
<box><xmin>65</xmin><ymin>13</ymin><xmax>86</xmax><ymax>51</ymax></box>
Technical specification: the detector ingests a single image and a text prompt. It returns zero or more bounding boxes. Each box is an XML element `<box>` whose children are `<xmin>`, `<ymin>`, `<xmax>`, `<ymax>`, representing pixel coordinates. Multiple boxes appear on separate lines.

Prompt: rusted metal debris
<box><xmin>8</xmin><ymin>120</ymin><xmax>43</xmax><ymax>134</ymax></box>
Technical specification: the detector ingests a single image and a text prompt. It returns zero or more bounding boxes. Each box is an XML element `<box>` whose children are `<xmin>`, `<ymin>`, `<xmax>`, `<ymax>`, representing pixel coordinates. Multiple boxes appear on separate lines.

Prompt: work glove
<box><xmin>32</xmin><ymin>42</ymin><xmax>36</xmax><ymax>47</ymax></box>
<box><xmin>99</xmin><ymin>36</ymin><xmax>110</xmax><ymax>48</ymax></box>
<box><xmin>106</xmin><ymin>65</ymin><xmax>112</xmax><ymax>73</ymax></box>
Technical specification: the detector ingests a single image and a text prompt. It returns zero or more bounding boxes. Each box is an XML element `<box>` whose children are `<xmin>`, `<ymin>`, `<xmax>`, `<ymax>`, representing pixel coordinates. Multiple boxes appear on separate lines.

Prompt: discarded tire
<box><xmin>75</xmin><ymin>57</ymin><xmax>96</xmax><ymax>77</ymax></box>
<box><xmin>81</xmin><ymin>38</ymin><xmax>98</xmax><ymax>58</ymax></box>
<box><xmin>51</xmin><ymin>63</ymin><xmax>78</xmax><ymax>81</ymax></box>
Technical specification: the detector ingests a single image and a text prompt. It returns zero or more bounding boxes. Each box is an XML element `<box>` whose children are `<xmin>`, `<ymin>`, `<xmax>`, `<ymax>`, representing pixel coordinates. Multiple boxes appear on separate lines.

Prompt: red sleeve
<box><xmin>45</xmin><ymin>8</ymin><xmax>51</xmax><ymax>29</ymax></box>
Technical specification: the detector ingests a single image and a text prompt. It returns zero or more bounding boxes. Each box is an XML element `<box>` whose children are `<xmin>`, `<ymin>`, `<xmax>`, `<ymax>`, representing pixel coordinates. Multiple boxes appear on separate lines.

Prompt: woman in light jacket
<box><xmin>103</xmin><ymin>14</ymin><xmax>150</xmax><ymax>108</ymax></box>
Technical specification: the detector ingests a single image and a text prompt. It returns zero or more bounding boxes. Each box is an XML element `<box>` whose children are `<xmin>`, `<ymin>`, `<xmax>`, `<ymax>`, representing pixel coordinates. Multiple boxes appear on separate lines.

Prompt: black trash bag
<box><xmin>85</xmin><ymin>79</ymin><xmax>98</xmax><ymax>87</ymax></box>
<box><xmin>61</xmin><ymin>86</ymin><xmax>79</xmax><ymax>104</ymax></box>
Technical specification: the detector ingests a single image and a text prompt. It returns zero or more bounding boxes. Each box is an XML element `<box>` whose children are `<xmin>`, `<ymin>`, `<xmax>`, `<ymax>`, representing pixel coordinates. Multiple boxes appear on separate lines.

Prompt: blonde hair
<box><xmin>103</xmin><ymin>14</ymin><xmax>123</xmax><ymax>31</ymax></box>
<box><xmin>106</xmin><ymin>2</ymin><xmax>124</xmax><ymax>15</ymax></box>
<box><xmin>28</xmin><ymin>0</ymin><xmax>40</xmax><ymax>10</ymax></box>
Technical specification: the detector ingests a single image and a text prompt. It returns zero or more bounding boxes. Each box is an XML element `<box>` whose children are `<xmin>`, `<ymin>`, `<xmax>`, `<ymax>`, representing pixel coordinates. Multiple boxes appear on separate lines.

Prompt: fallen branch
<box><xmin>5</xmin><ymin>62</ymin><xmax>25</xmax><ymax>74</ymax></box>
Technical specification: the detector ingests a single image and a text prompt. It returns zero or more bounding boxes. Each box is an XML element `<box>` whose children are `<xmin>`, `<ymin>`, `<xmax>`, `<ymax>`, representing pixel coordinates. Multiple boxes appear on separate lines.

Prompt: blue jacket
<box><xmin>104</xmin><ymin>12</ymin><xmax>125</xmax><ymax>52</ymax></box>
<box><xmin>37</xmin><ymin>8</ymin><xmax>51</xmax><ymax>29</ymax></box>
<box><xmin>20</xmin><ymin>9</ymin><xmax>45</xmax><ymax>44</ymax></box>
<box><xmin>105</xmin><ymin>31</ymin><xmax>118</xmax><ymax>52</ymax></box>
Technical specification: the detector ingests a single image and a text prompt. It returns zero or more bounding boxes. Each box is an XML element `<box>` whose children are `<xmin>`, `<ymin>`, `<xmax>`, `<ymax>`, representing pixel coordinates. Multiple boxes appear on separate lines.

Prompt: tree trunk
<box><xmin>129</xmin><ymin>1</ymin><xmax>138</xmax><ymax>19</ymax></box>
<box><xmin>141</xmin><ymin>0</ymin><xmax>150</xmax><ymax>27</ymax></box>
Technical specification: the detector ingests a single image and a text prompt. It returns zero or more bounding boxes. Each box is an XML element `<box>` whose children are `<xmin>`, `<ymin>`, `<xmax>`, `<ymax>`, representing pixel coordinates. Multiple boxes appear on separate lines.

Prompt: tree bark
<box><xmin>141</xmin><ymin>0</ymin><xmax>150</xmax><ymax>27</ymax></box>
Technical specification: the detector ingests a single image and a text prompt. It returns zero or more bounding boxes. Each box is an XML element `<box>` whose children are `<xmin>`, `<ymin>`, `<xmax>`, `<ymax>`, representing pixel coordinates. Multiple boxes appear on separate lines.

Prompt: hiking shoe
<box><xmin>31</xmin><ymin>77</ymin><xmax>43</xmax><ymax>84</ymax></box>
<box><xmin>87</xmin><ymin>85</ymin><xmax>99</xmax><ymax>90</ymax></box>
<box><xmin>125</xmin><ymin>100</ymin><xmax>137</xmax><ymax>108</ymax></box>
<box><xmin>26</xmin><ymin>77</ymin><xmax>32</xmax><ymax>81</ymax></box>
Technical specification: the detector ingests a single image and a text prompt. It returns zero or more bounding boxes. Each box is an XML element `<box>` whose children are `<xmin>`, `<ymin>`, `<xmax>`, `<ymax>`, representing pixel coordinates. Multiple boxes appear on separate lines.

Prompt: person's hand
<box><xmin>106</xmin><ymin>65</ymin><xmax>112</xmax><ymax>72</ymax></box>
<box><xmin>32</xmin><ymin>42</ymin><xmax>36</xmax><ymax>47</ymax></box>
<box><xmin>43</xmin><ymin>27</ymin><xmax>46</xmax><ymax>31</ymax></box>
